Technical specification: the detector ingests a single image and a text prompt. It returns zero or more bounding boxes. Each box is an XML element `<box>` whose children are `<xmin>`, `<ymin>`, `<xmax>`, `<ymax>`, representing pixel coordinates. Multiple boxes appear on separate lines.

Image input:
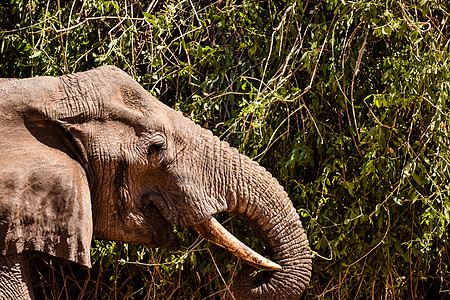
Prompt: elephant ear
<box><xmin>0</xmin><ymin>78</ymin><xmax>93</xmax><ymax>267</ymax></box>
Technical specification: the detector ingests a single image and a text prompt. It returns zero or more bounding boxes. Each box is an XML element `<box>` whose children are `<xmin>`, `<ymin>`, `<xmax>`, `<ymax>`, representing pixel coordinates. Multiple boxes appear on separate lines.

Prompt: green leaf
<box><xmin>30</xmin><ymin>50</ymin><xmax>41</xmax><ymax>58</ymax></box>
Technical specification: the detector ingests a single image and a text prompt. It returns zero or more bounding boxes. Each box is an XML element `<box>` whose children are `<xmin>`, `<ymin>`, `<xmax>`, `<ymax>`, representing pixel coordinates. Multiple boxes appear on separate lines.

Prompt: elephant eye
<box><xmin>146</xmin><ymin>133</ymin><xmax>167</xmax><ymax>165</ymax></box>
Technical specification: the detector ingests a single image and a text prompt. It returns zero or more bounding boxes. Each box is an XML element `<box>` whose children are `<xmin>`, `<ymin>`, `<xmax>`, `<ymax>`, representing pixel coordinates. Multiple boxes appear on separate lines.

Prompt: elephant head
<box><xmin>0</xmin><ymin>66</ymin><xmax>311</xmax><ymax>299</ymax></box>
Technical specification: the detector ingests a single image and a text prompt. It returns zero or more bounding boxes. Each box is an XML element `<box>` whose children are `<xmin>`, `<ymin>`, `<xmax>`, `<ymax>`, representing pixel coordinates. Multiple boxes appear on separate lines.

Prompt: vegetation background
<box><xmin>1</xmin><ymin>0</ymin><xmax>449</xmax><ymax>299</ymax></box>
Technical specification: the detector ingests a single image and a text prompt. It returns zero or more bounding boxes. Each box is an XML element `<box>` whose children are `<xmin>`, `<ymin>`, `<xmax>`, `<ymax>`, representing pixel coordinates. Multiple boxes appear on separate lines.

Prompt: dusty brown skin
<box><xmin>0</xmin><ymin>66</ymin><xmax>311</xmax><ymax>299</ymax></box>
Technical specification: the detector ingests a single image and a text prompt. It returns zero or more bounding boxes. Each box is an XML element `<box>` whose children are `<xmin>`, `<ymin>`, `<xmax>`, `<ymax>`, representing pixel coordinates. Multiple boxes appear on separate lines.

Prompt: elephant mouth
<box><xmin>138</xmin><ymin>194</ymin><xmax>180</xmax><ymax>250</ymax></box>
<box><xmin>141</xmin><ymin>193</ymin><xmax>281</xmax><ymax>271</ymax></box>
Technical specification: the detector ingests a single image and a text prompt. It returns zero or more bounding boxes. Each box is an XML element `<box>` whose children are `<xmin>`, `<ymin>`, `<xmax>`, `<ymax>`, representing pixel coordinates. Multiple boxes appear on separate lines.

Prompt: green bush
<box><xmin>1</xmin><ymin>0</ymin><xmax>449</xmax><ymax>298</ymax></box>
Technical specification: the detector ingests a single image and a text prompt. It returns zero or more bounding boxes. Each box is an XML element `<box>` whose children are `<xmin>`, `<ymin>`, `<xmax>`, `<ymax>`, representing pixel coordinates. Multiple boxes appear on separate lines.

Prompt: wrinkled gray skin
<box><xmin>0</xmin><ymin>66</ymin><xmax>311</xmax><ymax>299</ymax></box>
<box><xmin>0</xmin><ymin>254</ymin><xmax>34</xmax><ymax>299</ymax></box>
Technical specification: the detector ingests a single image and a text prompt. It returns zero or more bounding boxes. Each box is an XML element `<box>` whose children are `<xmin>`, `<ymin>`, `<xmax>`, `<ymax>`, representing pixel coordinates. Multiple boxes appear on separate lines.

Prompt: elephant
<box><xmin>0</xmin><ymin>66</ymin><xmax>312</xmax><ymax>299</ymax></box>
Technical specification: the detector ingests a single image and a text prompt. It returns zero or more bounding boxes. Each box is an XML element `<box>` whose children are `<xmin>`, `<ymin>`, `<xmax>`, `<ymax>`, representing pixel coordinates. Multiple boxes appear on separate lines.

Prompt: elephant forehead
<box><xmin>86</xmin><ymin>120</ymin><xmax>138</xmax><ymax>145</ymax></box>
<box><xmin>70</xmin><ymin>120</ymin><xmax>150</xmax><ymax>164</ymax></box>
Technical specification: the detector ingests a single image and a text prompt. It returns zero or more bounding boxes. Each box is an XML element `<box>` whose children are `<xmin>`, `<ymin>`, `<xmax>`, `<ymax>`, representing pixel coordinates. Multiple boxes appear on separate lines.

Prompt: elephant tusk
<box><xmin>193</xmin><ymin>217</ymin><xmax>282</xmax><ymax>271</ymax></box>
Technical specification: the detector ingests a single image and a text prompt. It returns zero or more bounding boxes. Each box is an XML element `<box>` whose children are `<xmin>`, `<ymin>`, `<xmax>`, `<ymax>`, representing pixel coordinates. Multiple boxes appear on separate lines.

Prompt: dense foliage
<box><xmin>1</xmin><ymin>0</ymin><xmax>449</xmax><ymax>298</ymax></box>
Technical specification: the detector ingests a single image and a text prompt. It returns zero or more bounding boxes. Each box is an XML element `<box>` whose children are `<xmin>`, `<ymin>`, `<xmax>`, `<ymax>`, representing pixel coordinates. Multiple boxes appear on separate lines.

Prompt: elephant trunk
<box><xmin>194</xmin><ymin>132</ymin><xmax>312</xmax><ymax>300</ymax></box>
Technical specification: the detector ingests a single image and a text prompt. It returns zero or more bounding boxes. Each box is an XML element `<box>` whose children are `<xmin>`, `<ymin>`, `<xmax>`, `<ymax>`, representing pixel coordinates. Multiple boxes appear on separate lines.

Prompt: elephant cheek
<box><xmin>138</xmin><ymin>196</ymin><xmax>180</xmax><ymax>250</ymax></box>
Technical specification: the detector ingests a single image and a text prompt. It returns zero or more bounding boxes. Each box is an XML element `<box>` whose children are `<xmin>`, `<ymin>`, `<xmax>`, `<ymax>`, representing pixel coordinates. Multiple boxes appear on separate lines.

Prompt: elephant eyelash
<box><xmin>147</xmin><ymin>140</ymin><xmax>167</xmax><ymax>154</ymax></box>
